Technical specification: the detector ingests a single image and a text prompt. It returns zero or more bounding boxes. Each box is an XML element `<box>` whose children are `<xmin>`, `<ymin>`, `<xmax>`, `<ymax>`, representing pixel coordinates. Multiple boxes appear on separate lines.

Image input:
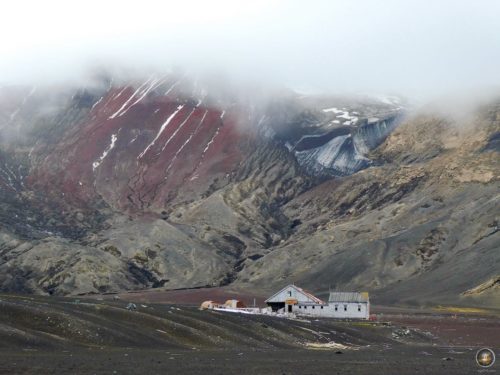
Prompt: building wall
<box><xmin>292</xmin><ymin>302</ymin><xmax>369</xmax><ymax>319</ymax></box>
<box><xmin>266</xmin><ymin>285</ymin><xmax>321</xmax><ymax>304</ymax></box>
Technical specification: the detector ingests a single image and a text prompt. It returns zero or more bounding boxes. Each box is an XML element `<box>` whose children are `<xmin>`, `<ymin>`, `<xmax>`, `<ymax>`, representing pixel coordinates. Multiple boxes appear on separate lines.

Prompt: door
<box><xmin>288</xmin><ymin>305</ymin><xmax>292</xmax><ymax>313</ymax></box>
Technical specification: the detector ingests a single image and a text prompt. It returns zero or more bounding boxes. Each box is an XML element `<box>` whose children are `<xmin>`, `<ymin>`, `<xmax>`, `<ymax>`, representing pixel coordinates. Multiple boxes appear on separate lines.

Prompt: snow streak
<box><xmin>109</xmin><ymin>80</ymin><xmax>151</xmax><ymax>119</ymax></box>
<box><xmin>190</xmin><ymin>114</ymin><xmax>225</xmax><ymax>180</ymax></box>
<box><xmin>108</xmin><ymin>76</ymin><xmax>164</xmax><ymax>119</ymax></box>
<box><xmin>115</xmin><ymin>77</ymin><xmax>164</xmax><ymax>118</ymax></box>
<box><xmin>164</xmin><ymin>80</ymin><xmax>179</xmax><ymax>96</ymax></box>
<box><xmin>138</xmin><ymin>104</ymin><xmax>185</xmax><ymax>159</ymax></box>
<box><xmin>9</xmin><ymin>86</ymin><xmax>36</xmax><ymax>122</ymax></box>
<box><xmin>91</xmin><ymin>96</ymin><xmax>103</xmax><ymax>110</ymax></box>
<box><xmin>165</xmin><ymin>110</ymin><xmax>208</xmax><ymax>176</ymax></box>
<box><xmin>160</xmin><ymin>107</ymin><xmax>196</xmax><ymax>152</ymax></box>
<box><xmin>92</xmin><ymin>134</ymin><xmax>118</xmax><ymax>171</ymax></box>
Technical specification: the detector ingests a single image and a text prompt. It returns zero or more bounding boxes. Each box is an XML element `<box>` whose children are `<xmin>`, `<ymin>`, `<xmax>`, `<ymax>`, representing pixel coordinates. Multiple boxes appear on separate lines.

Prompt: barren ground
<box><xmin>0</xmin><ymin>291</ymin><xmax>498</xmax><ymax>374</ymax></box>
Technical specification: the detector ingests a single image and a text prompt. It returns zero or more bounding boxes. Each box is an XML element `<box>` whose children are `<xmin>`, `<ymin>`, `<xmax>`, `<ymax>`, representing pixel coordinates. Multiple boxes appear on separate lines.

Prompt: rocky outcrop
<box><xmin>462</xmin><ymin>276</ymin><xmax>500</xmax><ymax>296</ymax></box>
<box><xmin>265</xmin><ymin>98</ymin><xmax>404</xmax><ymax>177</ymax></box>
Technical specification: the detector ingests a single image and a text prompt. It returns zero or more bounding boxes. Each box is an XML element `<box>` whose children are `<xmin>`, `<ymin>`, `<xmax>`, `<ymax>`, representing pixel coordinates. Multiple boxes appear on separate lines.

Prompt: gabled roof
<box><xmin>265</xmin><ymin>284</ymin><xmax>325</xmax><ymax>304</ymax></box>
<box><xmin>328</xmin><ymin>292</ymin><xmax>369</xmax><ymax>303</ymax></box>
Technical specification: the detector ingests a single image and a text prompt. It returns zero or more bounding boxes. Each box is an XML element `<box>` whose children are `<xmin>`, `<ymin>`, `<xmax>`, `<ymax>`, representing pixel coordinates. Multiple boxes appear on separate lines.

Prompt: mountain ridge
<box><xmin>0</xmin><ymin>74</ymin><xmax>498</xmax><ymax>307</ymax></box>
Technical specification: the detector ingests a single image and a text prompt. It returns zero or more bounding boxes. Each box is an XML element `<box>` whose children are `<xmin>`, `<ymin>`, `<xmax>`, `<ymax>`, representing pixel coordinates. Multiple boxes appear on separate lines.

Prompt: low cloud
<box><xmin>1</xmin><ymin>0</ymin><xmax>500</xmax><ymax>103</ymax></box>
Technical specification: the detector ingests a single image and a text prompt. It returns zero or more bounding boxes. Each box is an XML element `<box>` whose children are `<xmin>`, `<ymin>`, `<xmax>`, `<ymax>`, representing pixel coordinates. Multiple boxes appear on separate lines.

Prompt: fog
<box><xmin>2</xmin><ymin>0</ymin><xmax>500</xmax><ymax>101</ymax></box>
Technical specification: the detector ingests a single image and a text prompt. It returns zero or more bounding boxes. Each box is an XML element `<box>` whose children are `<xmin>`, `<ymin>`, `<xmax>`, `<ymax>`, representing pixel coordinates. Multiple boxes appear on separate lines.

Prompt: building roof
<box><xmin>265</xmin><ymin>284</ymin><xmax>325</xmax><ymax>304</ymax></box>
<box><xmin>328</xmin><ymin>292</ymin><xmax>369</xmax><ymax>303</ymax></box>
<box><xmin>224</xmin><ymin>299</ymin><xmax>246</xmax><ymax>308</ymax></box>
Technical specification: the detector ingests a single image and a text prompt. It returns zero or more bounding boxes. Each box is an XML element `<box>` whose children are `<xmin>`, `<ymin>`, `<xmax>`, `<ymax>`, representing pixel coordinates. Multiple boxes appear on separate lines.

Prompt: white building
<box><xmin>265</xmin><ymin>285</ymin><xmax>370</xmax><ymax>319</ymax></box>
<box><xmin>265</xmin><ymin>284</ymin><xmax>326</xmax><ymax>313</ymax></box>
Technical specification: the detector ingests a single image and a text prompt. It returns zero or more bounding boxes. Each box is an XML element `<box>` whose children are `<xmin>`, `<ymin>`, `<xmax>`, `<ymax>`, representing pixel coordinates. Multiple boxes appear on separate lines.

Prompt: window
<box><xmin>299</xmin><ymin>306</ymin><xmax>302</xmax><ymax>309</ymax></box>
<box><xmin>321</xmin><ymin>306</ymin><xmax>323</xmax><ymax>309</ymax></box>
<box><xmin>304</xmin><ymin>306</ymin><xmax>307</xmax><ymax>309</ymax></box>
<box><xmin>358</xmin><ymin>305</ymin><xmax>361</xmax><ymax>312</ymax></box>
<box><xmin>335</xmin><ymin>305</ymin><xmax>338</xmax><ymax>311</ymax></box>
<box><xmin>344</xmin><ymin>305</ymin><xmax>347</xmax><ymax>311</ymax></box>
<box><xmin>312</xmin><ymin>306</ymin><xmax>315</xmax><ymax>309</ymax></box>
<box><xmin>288</xmin><ymin>291</ymin><xmax>292</xmax><ymax>297</ymax></box>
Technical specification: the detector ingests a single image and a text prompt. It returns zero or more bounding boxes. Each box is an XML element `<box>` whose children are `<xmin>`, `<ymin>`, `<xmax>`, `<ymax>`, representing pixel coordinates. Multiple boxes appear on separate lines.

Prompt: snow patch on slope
<box><xmin>92</xmin><ymin>134</ymin><xmax>118</xmax><ymax>171</ymax></box>
<box><xmin>323</xmin><ymin>107</ymin><xmax>358</xmax><ymax>125</ymax></box>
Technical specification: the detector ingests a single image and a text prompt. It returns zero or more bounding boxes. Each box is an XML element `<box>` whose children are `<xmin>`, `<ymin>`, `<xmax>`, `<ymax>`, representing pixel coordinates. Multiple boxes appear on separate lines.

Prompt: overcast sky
<box><xmin>1</xmin><ymin>0</ymin><xmax>499</xmax><ymax>99</ymax></box>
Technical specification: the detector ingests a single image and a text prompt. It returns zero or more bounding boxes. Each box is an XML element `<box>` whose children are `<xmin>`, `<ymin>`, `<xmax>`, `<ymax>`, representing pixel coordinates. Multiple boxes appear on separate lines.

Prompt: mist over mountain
<box><xmin>2</xmin><ymin>0</ymin><xmax>500</xmax><ymax>99</ymax></box>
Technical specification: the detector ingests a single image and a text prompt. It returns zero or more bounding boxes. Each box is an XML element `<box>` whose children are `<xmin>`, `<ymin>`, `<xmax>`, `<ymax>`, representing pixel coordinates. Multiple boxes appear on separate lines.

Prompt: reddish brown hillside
<box><xmin>28</xmin><ymin>77</ymin><xmax>254</xmax><ymax>211</ymax></box>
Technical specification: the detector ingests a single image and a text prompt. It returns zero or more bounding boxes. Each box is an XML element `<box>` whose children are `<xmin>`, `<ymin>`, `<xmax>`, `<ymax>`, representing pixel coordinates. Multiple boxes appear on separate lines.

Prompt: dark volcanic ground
<box><xmin>0</xmin><ymin>293</ymin><xmax>498</xmax><ymax>374</ymax></box>
<box><xmin>0</xmin><ymin>347</ymin><xmax>485</xmax><ymax>375</ymax></box>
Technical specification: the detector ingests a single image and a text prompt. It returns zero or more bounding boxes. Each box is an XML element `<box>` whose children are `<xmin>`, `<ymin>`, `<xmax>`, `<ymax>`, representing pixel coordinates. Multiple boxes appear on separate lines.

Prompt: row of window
<box><xmin>298</xmin><ymin>305</ymin><xmax>324</xmax><ymax>310</ymax></box>
<box><xmin>297</xmin><ymin>305</ymin><xmax>362</xmax><ymax>312</ymax></box>
<box><xmin>299</xmin><ymin>305</ymin><xmax>323</xmax><ymax>310</ymax></box>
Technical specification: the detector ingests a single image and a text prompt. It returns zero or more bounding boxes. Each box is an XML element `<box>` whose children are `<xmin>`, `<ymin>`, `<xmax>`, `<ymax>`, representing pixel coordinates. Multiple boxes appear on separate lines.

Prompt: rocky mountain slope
<box><xmin>236</xmin><ymin>111</ymin><xmax>499</xmax><ymax>307</ymax></box>
<box><xmin>0</xmin><ymin>73</ymin><xmax>498</xmax><ymax>307</ymax></box>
